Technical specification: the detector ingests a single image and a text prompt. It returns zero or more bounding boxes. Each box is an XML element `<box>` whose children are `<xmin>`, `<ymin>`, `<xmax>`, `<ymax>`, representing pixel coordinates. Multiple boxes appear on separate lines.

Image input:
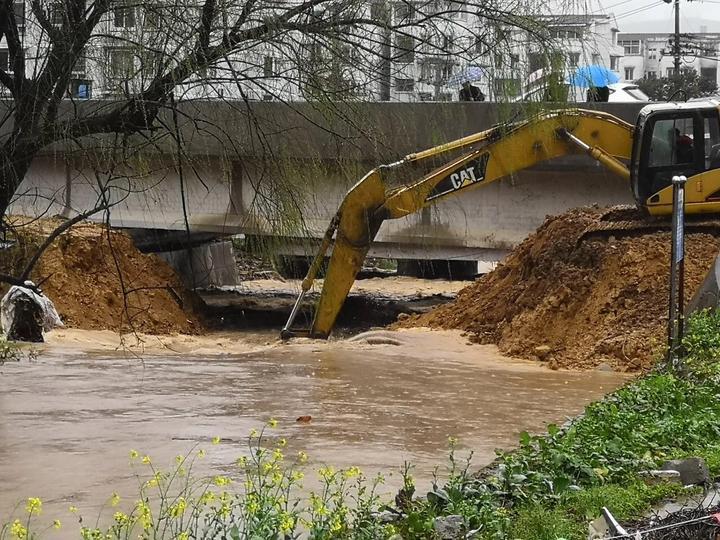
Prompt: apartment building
<box><xmin>618</xmin><ymin>31</ymin><xmax>720</xmax><ymax>84</ymax></box>
<box><xmin>1</xmin><ymin>1</ymin><xmax>625</xmax><ymax>103</ymax></box>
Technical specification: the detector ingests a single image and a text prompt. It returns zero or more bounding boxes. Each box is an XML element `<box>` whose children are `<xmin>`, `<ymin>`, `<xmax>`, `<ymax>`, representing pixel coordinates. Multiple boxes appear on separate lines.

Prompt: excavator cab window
<box><xmin>638</xmin><ymin>109</ymin><xmax>720</xmax><ymax>200</ymax></box>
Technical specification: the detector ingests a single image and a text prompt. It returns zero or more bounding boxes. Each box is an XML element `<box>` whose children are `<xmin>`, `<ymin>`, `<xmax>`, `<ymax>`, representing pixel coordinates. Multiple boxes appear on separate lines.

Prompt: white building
<box><xmin>1</xmin><ymin>1</ymin><xmax>625</xmax><ymax>103</ymax></box>
<box><xmin>618</xmin><ymin>31</ymin><xmax>720</xmax><ymax>84</ymax></box>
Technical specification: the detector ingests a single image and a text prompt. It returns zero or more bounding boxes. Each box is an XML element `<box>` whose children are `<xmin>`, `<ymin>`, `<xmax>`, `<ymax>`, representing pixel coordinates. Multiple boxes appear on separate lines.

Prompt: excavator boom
<box><xmin>281</xmin><ymin>108</ymin><xmax>634</xmax><ymax>339</ymax></box>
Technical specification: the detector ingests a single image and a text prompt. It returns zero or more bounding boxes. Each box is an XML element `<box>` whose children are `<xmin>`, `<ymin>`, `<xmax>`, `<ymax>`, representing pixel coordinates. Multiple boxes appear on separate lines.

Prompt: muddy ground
<box><xmin>396</xmin><ymin>208</ymin><xmax>720</xmax><ymax>371</ymax></box>
<box><xmin>1</xmin><ymin>217</ymin><xmax>201</xmax><ymax>335</ymax></box>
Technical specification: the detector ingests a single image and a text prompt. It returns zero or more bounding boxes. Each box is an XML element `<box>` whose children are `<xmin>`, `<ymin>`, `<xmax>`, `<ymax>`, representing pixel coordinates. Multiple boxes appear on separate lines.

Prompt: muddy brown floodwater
<box><xmin>0</xmin><ymin>328</ymin><xmax>629</xmax><ymax>537</ymax></box>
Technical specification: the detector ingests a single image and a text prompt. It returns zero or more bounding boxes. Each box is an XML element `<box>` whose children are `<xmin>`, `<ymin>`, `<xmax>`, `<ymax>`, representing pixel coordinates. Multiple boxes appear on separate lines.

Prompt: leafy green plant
<box><xmin>0</xmin><ymin>335</ymin><xmax>20</xmax><ymax>364</ymax></box>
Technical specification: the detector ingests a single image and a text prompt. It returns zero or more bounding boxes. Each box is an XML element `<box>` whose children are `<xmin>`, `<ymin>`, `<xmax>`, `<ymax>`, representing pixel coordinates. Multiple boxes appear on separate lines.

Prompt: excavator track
<box><xmin>579</xmin><ymin>205</ymin><xmax>720</xmax><ymax>242</ymax></box>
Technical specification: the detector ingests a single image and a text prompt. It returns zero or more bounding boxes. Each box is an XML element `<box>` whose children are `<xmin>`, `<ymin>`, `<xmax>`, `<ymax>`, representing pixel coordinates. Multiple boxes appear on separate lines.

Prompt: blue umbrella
<box><xmin>447</xmin><ymin>65</ymin><xmax>486</xmax><ymax>87</ymax></box>
<box><xmin>569</xmin><ymin>65</ymin><xmax>620</xmax><ymax>87</ymax></box>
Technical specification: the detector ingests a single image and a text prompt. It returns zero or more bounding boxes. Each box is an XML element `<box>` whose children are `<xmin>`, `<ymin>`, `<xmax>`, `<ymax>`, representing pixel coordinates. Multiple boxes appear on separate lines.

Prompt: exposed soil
<box><xmin>2</xmin><ymin>217</ymin><xmax>201</xmax><ymax>335</ymax></box>
<box><xmin>396</xmin><ymin>207</ymin><xmax>720</xmax><ymax>371</ymax></box>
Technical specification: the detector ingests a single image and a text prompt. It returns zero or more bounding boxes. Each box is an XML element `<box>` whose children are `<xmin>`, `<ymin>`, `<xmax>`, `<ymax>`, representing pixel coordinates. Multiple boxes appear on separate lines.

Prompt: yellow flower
<box><xmin>135</xmin><ymin>500</ymin><xmax>152</xmax><ymax>531</ymax></box>
<box><xmin>318</xmin><ymin>466</ymin><xmax>335</xmax><ymax>481</ymax></box>
<box><xmin>212</xmin><ymin>436</ymin><xmax>221</xmax><ymax>445</ymax></box>
<box><xmin>169</xmin><ymin>497</ymin><xmax>187</xmax><ymax>518</ymax></box>
<box><xmin>10</xmin><ymin>520</ymin><xmax>26</xmax><ymax>539</ymax></box>
<box><xmin>53</xmin><ymin>519</ymin><xmax>62</xmax><ymax>530</ymax></box>
<box><xmin>448</xmin><ymin>436</ymin><xmax>458</xmax><ymax>446</ymax></box>
<box><xmin>25</xmin><ymin>497</ymin><xmax>42</xmax><ymax>515</ymax></box>
<box><xmin>113</xmin><ymin>511</ymin><xmax>129</xmax><ymax>525</ymax></box>
<box><xmin>110</xmin><ymin>492</ymin><xmax>121</xmax><ymax>507</ymax></box>
<box><xmin>280</xmin><ymin>513</ymin><xmax>295</xmax><ymax>533</ymax></box>
<box><xmin>236</xmin><ymin>456</ymin><xmax>248</xmax><ymax>467</ymax></box>
<box><xmin>177</xmin><ymin>532</ymin><xmax>189</xmax><ymax>540</ymax></box>
<box><xmin>69</xmin><ymin>505</ymin><xmax>78</xmax><ymax>514</ymax></box>
<box><xmin>267</xmin><ymin>418</ymin><xmax>278</xmax><ymax>428</ymax></box>
<box><xmin>278</xmin><ymin>438</ymin><xmax>287</xmax><ymax>447</ymax></box>
<box><xmin>129</xmin><ymin>449</ymin><xmax>139</xmax><ymax>460</ymax></box>
<box><xmin>141</xmin><ymin>455</ymin><xmax>152</xmax><ymax>465</ymax></box>
<box><xmin>343</xmin><ymin>466</ymin><xmax>362</xmax><ymax>479</ymax></box>
<box><xmin>297</xmin><ymin>451</ymin><xmax>308</xmax><ymax>464</ymax></box>
<box><xmin>197</xmin><ymin>449</ymin><xmax>206</xmax><ymax>459</ymax></box>
<box><xmin>219</xmin><ymin>502</ymin><xmax>231</xmax><ymax>518</ymax></box>
<box><xmin>199</xmin><ymin>491</ymin><xmax>215</xmax><ymax>506</ymax></box>
<box><xmin>249</xmin><ymin>428</ymin><xmax>259</xmax><ymax>438</ymax></box>
<box><xmin>213</xmin><ymin>475</ymin><xmax>231</xmax><ymax>487</ymax></box>
<box><xmin>175</xmin><ymin>455</ymin><xmax>184</xmax><ymax>465</ymax></box>
<box><xmin>291</xmin><ymin>471</ymin><xmax>305</xmax><ymax>482</ymax></box>
<box><xmin>273</xmin><ymin>448</ymin><xmax>284</xmax><ymax>462</ymax></box>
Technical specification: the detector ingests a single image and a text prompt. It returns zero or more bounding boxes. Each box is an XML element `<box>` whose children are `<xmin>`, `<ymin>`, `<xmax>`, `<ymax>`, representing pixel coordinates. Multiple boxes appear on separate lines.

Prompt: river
<box><xmin>0</xmin><ymin>328</ymin><xmax>628</xmax><ymax>537</ymax></box>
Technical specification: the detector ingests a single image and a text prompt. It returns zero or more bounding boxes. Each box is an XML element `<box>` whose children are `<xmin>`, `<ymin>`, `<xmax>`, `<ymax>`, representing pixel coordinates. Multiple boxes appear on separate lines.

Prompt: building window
<box><xmin>394</xmin><ymin>35</ymin><xmax>415</xmax><ymax>64</ymax></box>
<box><xmin>474</xmin><ymin>35</ymin><xmax>485</xmax><ymax>54</ymax></box>
<box><xmin>0</xmin><ymin>50</ymin><xmax>9</xmax><ymax>72</ymax></box>
<box><xmin>72</xmin><ymin>54</ymin><xmax>86</xmax><ymax>75</ymax></box>
<box><xmin>527</xmin><ymin>51</ymin><xmax>545</xmax><ymax>72</ymax></box>
<box><xmin>610</xmin><ymin>56</ymin><xmax>619</xmax><ymax>71</ymax></box>
<box><xmin>493</xmin><ymin>78</ymin><xmax>520</xmax><ymax>98</ymax></box>
<box><xmin>591</xmin><ymin>53</ymin><xmax>601</xmax><ymax>65</ymax></box>
<box><xmin>13</xmin><ymin>2</ymin><xmax>24</xmax><ymax>29</ymax></box>
<box><xmin>49</xmin><ymin>2</ymin><xmax>63</xmax><ymax>25</ymax></box>
<box><xmin>114</xmin><ymin>4</ymin><xmax>136</xmax><ymax>28</ymax></box>
<box><xmin>395</xmin><ymin>77</ymin><xmax>414</xmax><ymax>91</ymax></box>
<box><xmin>107</xmin><ymin>48</ymin><xmax>134</xmax><ymax>79</ymax></box>
<box><xmin>667</xmin><ymin>67</ymin><xmax>675</xmax><ymax>77</ymax></box>
<box><xmin>263</xmin><ymin>56</ymin><xmax>275</xmax><ymax>77</ymax></box>
<box><xmin>646</xmin><ymin>71</ymin><xmax>657</xmax><ymax>79</ymax></box>
<box><xmin>701</xmin><ymin>67</ymin><xmax>717</xmax><ymax>81</ymax></box>
<box><xmin>568</xmin><ymin>52</ymin><xmax>580</xmax><ymax>67</ymax></box>
<box><xmin>624</xmin><ymin>67</ymin><xmax>635</xmax><ymax>80</ymax></box>
<box><xmin>144</xmin><ymin>4</ymin><xmax>161</xmax><ymax>28</ymax></box>
<box><xmin>68</xmin><ymin>79</ymin><xmax>92</xmax><ymax>99</ymax></box>
<box><xmin>393</xmin><ymin>2</ymin><xmax>413</xmax><ymax>22</ymax></box>
<box><xmin>550</xmin><ymin>27</ymin><xmax>582</xmax><ymax>39</ymax></box>
<box><xmin>618</xmin><ymin>39</ymin><xmax>640</xmax><ymax>55</ymax></box>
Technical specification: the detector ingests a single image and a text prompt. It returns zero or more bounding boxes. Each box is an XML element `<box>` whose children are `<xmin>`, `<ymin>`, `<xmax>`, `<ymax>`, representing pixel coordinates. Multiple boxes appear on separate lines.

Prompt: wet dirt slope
<box><xmin>396</xmin><ymin>208</ymin><xmax>720</xmax><ymax>371</ymax></box>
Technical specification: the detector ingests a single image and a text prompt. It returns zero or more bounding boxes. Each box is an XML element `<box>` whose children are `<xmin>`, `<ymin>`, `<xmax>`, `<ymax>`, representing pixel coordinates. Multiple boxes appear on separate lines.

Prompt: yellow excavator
<box><xmin>281</xmin><ymin>99</ymin><xmax>720</xmax><ymax>339</ymax></box>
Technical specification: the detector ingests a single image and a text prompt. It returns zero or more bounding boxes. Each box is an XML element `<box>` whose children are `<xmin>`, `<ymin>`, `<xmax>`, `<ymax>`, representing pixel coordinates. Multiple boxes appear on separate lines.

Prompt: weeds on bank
<box><xmin>0</xmin><ymin>336</ymin><xmax>20</xmax><ymax>364</ymax></box>
<box><xmin>0</xmin><ymin>421</ymin><xmax>395</xmax><ymax>540</ymax></box>
<box><xmin>388</xmin><ymin>309</ymin><xmax>720</xmax><ymax>539</ymax></box>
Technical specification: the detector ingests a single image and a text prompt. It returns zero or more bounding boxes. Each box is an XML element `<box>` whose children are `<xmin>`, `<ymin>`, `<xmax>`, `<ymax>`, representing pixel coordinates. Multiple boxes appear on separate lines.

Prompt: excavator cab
<box><xmin>632</xmin><ymin>101</ymin><xmax>720</xmax><ymax>212</ymax></box>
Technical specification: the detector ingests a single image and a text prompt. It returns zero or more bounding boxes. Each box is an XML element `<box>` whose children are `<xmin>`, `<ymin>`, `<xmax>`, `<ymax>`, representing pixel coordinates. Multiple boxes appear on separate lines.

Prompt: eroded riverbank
<box><xmin>0</xmin><ymin>328</ymin><xmax>628</xmax><ymax>537</ymax></box>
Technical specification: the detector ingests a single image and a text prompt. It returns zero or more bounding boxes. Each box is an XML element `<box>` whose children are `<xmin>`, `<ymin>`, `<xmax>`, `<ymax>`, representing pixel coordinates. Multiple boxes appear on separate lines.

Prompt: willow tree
<box><xmin>0</xmin><ymin>0</ymin><xmax>569</xmax><ymax>218</ymax></box>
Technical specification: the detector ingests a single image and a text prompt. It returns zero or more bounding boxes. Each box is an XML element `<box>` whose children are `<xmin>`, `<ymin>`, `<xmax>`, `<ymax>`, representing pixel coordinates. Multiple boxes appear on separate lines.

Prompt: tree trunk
<box><xmin>0</xmin><ymin>146</ymin><xmax>36</xmax><ymax>219</ymax></box>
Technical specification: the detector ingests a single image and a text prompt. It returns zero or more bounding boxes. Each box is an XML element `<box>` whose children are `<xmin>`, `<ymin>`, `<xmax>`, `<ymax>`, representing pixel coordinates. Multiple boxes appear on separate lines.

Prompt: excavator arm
<box><xmin>281</xmin><ymin>108</ymin><xmax>635</xmax><ymax>339</ymax></box>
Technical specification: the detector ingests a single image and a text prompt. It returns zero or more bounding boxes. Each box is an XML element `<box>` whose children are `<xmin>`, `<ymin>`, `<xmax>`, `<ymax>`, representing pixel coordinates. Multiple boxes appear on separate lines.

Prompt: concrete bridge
<box><xmin>8</xmin><ymin>100</ymin><xmax>644</xmax><ymax>283</ymax></box>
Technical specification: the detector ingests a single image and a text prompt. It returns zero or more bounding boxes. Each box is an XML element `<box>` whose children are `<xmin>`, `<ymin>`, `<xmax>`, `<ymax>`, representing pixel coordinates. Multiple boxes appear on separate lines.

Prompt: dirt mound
<box><xmin>396</xmin><ymin>208</ymin><xmax>720</xmax><ymax>371</ymax></box>
<box><xmin>2</xmin><ymin>217</ymin><xmax>201</xmax><ymax>335</ymax></box>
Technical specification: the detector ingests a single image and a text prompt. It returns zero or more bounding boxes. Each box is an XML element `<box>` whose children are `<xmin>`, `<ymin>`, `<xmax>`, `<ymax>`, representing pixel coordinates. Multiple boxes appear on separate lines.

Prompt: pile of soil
<box><xmin>2</xmin><ymin>217</ymin><xmax>201</xmax><ymax>335</ymax></box>
<box><xmin>396</xmin><ymin>207</ymin><xmax>720</xmax><ymax>371</ymax></box>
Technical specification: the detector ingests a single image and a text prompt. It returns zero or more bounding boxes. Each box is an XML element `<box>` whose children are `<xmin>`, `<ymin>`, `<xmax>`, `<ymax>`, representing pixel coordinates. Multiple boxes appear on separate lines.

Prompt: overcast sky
<box><xmin>573</xmin><ymin>1</ymin><xmax>720</xmax><ymax>32</ymax></box>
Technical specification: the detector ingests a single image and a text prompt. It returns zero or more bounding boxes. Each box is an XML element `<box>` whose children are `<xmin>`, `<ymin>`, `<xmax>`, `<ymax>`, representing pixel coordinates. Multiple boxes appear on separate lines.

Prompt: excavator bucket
<box><xmin>281</xmin><ymin>169</ymin><xmax>388</xmax><ymax>339</ymax></box>
<box><xmin>310</xmin><ymin>170</ymin><xmax>387</xmax><ymax>338</ymax></box>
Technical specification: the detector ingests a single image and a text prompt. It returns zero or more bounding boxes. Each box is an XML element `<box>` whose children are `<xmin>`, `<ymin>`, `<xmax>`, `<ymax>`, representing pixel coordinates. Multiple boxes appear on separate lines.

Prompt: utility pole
<box><xmin>664</xmin><ymin>0</ymin><xmax>681</xmax><ymax>77</ymax></box>
<box><xmin>674</xmin><ymin>0</ymin><xmax>681</xmax><ymax>76</ymax></box>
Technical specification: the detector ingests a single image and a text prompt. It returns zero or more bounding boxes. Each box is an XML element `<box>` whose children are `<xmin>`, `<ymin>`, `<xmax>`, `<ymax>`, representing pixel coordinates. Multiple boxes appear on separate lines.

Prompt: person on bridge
<box><xmin>459</xmin><ymin>82</ymin><xmax>485</xmax><ymax>101</ymax></box>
